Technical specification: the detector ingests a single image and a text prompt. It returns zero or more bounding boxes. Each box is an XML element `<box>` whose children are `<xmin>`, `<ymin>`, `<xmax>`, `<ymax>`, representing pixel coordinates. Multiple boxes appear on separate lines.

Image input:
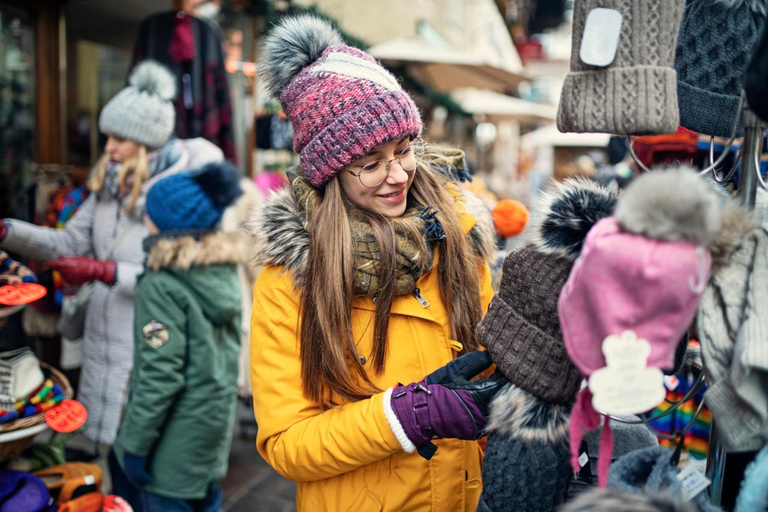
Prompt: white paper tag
<box><xmin>578</xmin><ymin>452</ymin><xmax>589</xmax><ymax>468</ymax></box>
<box><xmin>580</xmin><ymin>8</ymin><xmax>623</xmax><ymax>67</ymax></box>
<box><xmin>84</xmin><ymin>475</ymin><xmax>95</xmax><ymax>485</ymax></box>
<box><xmin>589</xmin><ymin>331</ymin><xmax>666</xmax><ymax>415</ymax></box>
<box><xmin>677</xmin><ymin>464</ymin><xmax>711</xmax><ymax>501</ymax></box>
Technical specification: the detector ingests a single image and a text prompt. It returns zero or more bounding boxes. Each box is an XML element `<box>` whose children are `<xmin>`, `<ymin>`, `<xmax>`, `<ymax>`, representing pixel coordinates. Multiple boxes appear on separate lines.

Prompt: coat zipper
<box><xmin>413</xmin><ymin>287</ymin><xmax>430</xmax><ymax>308</ymax></box>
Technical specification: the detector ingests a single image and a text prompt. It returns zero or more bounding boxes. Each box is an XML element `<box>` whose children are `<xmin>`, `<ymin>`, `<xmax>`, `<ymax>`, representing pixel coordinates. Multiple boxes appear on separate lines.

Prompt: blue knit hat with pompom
<box><xmin>146</xmin><ymin>162</ymin><xmax>242</xmax><ymax>231</ymax></box>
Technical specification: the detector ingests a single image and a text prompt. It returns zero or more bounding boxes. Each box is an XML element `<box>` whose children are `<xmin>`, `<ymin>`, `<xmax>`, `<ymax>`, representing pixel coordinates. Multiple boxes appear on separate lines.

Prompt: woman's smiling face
<box><xmin>337</xmin><ymin>137</ymin><xmax>417</xmax><ymax>218</ymax></box>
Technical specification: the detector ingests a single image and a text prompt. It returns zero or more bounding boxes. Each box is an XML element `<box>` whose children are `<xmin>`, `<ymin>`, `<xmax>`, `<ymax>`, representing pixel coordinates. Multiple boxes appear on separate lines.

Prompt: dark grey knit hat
<box><xmin>675</xmin><ymin>0</ymin><xmax>768</xmax><ymax>137</ymax></box>
<box><xmin>479</xmin><ymin>383</ymin><xmax>573</xmax><ymax>512</ymax></box>
<box><xmin>476</xmin><ymin>179</ymin><xmax>618</xmax><ymax>405</ymax></box>
<box><xmin>609</xmin><ymin>446</ymin><xmax>722</xmax><ymax>512</ymax></box>
<box><xmin>99</xmin><ymin>60</ymin><xmax>177</xmax><ymax>148</ymax></box>
<box><xmin>557</xmin><ymin>0</ymin><xmax>685</xmax><ymax>135</ymax></box>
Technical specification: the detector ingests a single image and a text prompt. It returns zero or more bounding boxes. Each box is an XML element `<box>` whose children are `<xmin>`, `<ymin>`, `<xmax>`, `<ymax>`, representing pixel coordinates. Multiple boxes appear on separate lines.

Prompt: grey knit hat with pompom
<box><xmin>99</xmin><ymin>60</ymin><xmax>177</xmax><ymax>149</ymax></box>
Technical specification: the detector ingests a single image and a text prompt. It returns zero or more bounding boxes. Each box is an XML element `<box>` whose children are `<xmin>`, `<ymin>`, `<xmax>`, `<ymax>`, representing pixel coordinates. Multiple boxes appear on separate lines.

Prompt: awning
<box><xmin>368</xmin><ymin>37</ymin><xmax>530</xmax><ymax>94</ymax></box>
<box><xmin>450</xmin><ymin>89</ymin><xmax>556</xmax><ymax>123</ymax></box>
<box><xmin>521</xmin><ymin>124</ymin><xmax>611</xmax><ymax>149</ymax></box>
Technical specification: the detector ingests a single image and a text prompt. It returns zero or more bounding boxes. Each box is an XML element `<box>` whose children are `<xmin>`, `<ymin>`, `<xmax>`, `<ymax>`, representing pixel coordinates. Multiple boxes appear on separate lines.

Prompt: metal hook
<box><xmin>698</xmin><ymin>93</ymin><xmax>745</xmax><ymax>179</ymax></box>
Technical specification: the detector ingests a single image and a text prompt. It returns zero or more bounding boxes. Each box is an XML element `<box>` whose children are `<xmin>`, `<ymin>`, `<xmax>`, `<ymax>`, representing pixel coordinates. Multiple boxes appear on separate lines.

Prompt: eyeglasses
<box><xmin>346</xmin><ymin>139</ymin><xmax>427</xmax><ymax>188</ymax></box>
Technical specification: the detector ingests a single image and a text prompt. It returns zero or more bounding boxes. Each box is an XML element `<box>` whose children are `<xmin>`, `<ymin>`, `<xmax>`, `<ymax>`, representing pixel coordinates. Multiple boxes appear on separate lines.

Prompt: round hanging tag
<box><xmin>46</xmin><ymin>399</ymin><xmax>88</xmax><ymax>433</ymax></box>
<box><xmin>0</xmin><ymin>283</ymin><xmax>47</xmax><ymax>305</ymax></box>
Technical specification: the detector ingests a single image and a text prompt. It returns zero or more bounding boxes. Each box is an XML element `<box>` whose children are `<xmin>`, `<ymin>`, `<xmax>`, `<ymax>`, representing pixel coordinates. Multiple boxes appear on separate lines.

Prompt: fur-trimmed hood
<box><xmin>145</xmin><ymin>231</ymin><xmax>247</xmax><ymax>271</ymax></box>
<box><xmin>487</xmin><ymin>382</ymin><xmax>571</xmax><ymax>444</ymax></box>
<box><xmin>243</xmin><ymin>175</ymin><xmax>497</xmax><ymax>289</ymax></box>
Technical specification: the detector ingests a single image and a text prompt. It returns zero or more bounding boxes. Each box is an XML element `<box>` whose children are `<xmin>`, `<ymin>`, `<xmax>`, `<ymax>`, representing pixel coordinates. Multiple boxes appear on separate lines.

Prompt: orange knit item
<box><xmin>492</xmin><ymin>199</ymin><xmax>530</xmax><ymax>238</ymax></box>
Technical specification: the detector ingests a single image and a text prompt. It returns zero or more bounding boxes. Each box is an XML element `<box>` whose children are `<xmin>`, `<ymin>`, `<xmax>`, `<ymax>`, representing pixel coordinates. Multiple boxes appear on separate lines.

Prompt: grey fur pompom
<box><xmin>615</xmin><ymin>168</ymin><xmax>722</xmax><ymax>245</ymax></box>
<box><xmin>129</xmin><ymin>60</ymin><xmax>177</xmax><ymax>101</ymax></box>
<box><xmin>259</xmin><ymin>15</ymin><xmax>343</xmax><ymax>97</ymax></box>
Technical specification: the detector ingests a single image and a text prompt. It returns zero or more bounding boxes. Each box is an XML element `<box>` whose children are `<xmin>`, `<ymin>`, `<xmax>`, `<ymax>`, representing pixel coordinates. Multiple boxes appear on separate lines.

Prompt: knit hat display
<box><xmin>675</xmin><ymin>0</ymin><xmax>768</xmax><ymax>137</ymax></box>
<box><xmin>99</xmin><ymin>60</ymin><xmax>177</xmax><ymax>149</ymax></box>
<box><xmin>146</xmin><ymin>161</ymin><xmax>242</xmax><ymax>232</ymax></box>
<box><xmin>745</xmin><ymin>23</ymin><xmax>768</xmax><ymax>122</ymax></box>
<box><xmin>608</xmin><ymin>446</ymin><xmax>721</xmax><ymax>512</ymax></box>
<box><xmin>259</xmin><ymin>16</ymin><xmax>422</xmax><ymax>188</ymax></box>
<box><xmin>697</xmin><ymin>226</ymin><xmax>768</xmax><ymax>452</ymax></box>
<box><xmin>476</xmin><ymin>178</ymin><xmax>618</xmax><ymax>405</ymax></box>
<box><xmin>479</xmin><ymin>383</ymin><xmax>574</xmax><ymax>512</ymax></box>
<box><xmin>557</xmin><ymin>0</ymin><xmax>685</xmax><ymax>135</ymax></box>
<box><xmin>559</xmin><ymin>169</ymin><xmax>722</xmax><ymax>487</ymax></box>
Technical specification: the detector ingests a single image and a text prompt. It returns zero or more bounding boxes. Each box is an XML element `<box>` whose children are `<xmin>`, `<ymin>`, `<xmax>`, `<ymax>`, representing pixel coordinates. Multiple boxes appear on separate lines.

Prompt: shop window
<box><xmin>0</xmin><ymin>3</ymin><xmax>36</xmax><ymax>220</ymax></box>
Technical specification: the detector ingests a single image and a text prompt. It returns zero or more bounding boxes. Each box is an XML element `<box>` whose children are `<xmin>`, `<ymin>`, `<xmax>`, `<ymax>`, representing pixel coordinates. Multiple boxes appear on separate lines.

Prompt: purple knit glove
<box><xmin>386</xmin><ymin>351</ymin><xmax>504</xmax><ymax>459</ymax></box>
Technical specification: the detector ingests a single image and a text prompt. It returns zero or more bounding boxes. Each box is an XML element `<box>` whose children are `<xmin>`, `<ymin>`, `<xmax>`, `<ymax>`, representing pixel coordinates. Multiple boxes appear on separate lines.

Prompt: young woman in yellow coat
<box><xmin>247</xmin><ymin>16</ymin><xmax>503</xmax><ymax>512</ymax></box>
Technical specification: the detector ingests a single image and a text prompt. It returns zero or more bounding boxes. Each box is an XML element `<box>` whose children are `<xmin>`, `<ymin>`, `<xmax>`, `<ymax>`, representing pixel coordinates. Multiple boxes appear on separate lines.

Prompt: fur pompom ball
<box><xmin>534</xmin><ymin>178</ymin><xmax>619</xmax><ymax>261</ymax></box>
<box><xmin>129</xmin><ymin>60</ymin><xmax>177</xmax><ymax>101</ymax></box>
<box><xmin>615</xmin><ymin>168</ymin><xmax>722</xmax><ymax>245</ymax></box>
<box><xmin>259</xmin><ymin>15</ymin><xmax>343</xmax><ymax>97</ymax></box>
<box><xmin>492</xmin><ymin>199</ymin><xmax>530</xmax><ymax>238</ymax></box>
<box><xmin>192</xmin><ymin>161</ymin><xmax>243</xmax><ymax>208</ymax></box>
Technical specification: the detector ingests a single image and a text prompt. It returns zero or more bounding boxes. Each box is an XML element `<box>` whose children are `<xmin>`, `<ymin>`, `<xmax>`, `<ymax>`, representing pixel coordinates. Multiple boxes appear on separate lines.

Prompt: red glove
<box><xmin>48</xmin><ymin>256</ymin><xmax>117</xmax><ymax>286</ymax></box>
<box><xmin>0</xmin><ymin>220</ymin><xmax>7</xmax><ymax>241</ymax></box>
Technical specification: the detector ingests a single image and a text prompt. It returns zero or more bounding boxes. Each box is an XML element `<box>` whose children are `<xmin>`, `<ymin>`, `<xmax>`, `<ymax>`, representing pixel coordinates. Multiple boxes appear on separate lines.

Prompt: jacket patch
<box><xmin>143</xmin><ymin>320</ymin><xmax>170</xmax><ymax>349</ymax></box>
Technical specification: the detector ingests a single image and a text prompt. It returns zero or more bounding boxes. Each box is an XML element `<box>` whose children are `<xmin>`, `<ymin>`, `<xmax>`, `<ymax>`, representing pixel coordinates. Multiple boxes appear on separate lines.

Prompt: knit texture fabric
<box><xmin>697</xmin><ymin>227</ymin><xmax>768</xmax><ymax>451</ymax></box>
<box><xmin>146</xmin><ymin>162</ymin><xmax>242</xmax><ymax>232</ymax></box>
<box><xmin>557</xmin><ymin>0</ymin><xmax>685</xmax><ymax>135</ymax></box>
<box><xmin>676</xmin><ymin>0</ymin><xmax>768</xmax><ymax>137</ymax></box>
<box><xmin>476</xmin><ymin>245</ymin><xmax>582</xmax><ymax>405</ymax></box>
<box><xmin>99</xmin><ymin>61</ymin><xmax>176</xmax><ymax>149</ymax></box>
<box><xmin>282</xmin><ymin>46</ymin><xmax>421</xmax><ymax>187</ymax></box>
<box><xmin>745</xmin><ymin>23</ymin><xmax>768</xmax><ymax>123</ymax></box>
<box><xmin>478</xmin><ymin>433</ymin><xmax>572</xmax><ymax>512</ymax></box>
<box><xmin>288</xmin><ymin>171</ymin><xmax>439</xmax><ymax>297</ymax></box>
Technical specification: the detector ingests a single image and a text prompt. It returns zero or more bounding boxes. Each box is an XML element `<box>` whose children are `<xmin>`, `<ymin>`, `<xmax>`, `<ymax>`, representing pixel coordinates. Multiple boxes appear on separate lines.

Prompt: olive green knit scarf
<box><xmin>290</xmin><ymin>173</ymin><xmax>441</xmax><ymax>298</ymax></box>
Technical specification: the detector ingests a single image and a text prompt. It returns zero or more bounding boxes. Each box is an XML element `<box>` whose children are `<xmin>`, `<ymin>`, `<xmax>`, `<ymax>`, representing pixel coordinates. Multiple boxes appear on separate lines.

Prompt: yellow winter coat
<box><xmin>248</xmin><ymin>185</ymin><xmax>496</xmax><ymax>512</ymax></box>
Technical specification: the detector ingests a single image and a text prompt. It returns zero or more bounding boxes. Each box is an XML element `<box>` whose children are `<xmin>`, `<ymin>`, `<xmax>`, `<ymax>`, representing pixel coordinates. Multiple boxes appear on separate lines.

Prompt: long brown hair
<box><xmin>299</xmin><ymin>157</ymin><xmax>484</xmax><ymax>407</ymax></box>
<box><xmin>88</xmin><ymin>145</ymin><xmax>149</xmax><ymax>214</ymax></box>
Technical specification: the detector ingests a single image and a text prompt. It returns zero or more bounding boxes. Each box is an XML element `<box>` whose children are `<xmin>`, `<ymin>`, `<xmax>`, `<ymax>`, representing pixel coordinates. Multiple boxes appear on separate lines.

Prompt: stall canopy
<box><xmin>368</xmin><ymin>37</ymin><xmax>530</xmax><ymax>94</ymax></box>
<box><xmin>521</xmin><ymin>124</ymin><xmax>611</xmax><ymax>149</ymax></box>
<box><xmin>451</xmin><ymin>88</ymin><xmax>556</xmax><ymax>123</ymax></box>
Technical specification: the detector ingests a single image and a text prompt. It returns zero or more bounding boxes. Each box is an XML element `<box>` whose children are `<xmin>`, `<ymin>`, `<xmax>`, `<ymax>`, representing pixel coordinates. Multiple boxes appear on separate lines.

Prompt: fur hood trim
<box><xmin>615</xmin><ymin>168</ymin><xmax>722</xmax><ymax>246</ymax></box>
<box><xmin>146</xmin><ymin>231</ymin><xmax>246</xmax><ymax>271</ymax></box>
<box><xmin>243</xmin><ymin>177</ymin><xmax>497</xmax><ymax>288</ymax></box>
<box><xmin>531</xmin><ymin>178</ymin><xmax>619</xmax><ymax>261</ymax></box>
<box><xmin>715</xmin><ymin>0</ymin><xmax>768</xmax><ymax>16</ymax></box>
<box><xmin>708</xmin><ymin>198</ymin><xmax>760</xmax><ymax>276</ymax></box>
<box><xmin>487</xmin><ymin>382</ymin><xmax>571</xmax><ymax>444</ymax></box>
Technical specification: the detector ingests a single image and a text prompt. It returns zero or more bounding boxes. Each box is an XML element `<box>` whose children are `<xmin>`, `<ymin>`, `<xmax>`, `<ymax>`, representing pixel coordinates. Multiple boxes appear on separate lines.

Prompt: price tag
<box><xmin>45</xmin><ymin>399</ymin><xmax>87</xmax><ymax>433</ymax></box>
<box><xmin>664</xmin><ymin>375</ymin><xmax>680</xmax><ymax>391</ymax></box>
<box><xmin>676</xmin><ymin>464</ymin><xmax>711</xmax><ymax>501</ymax></box>
<box><xmin>578</xmin><ymin>452</ymin><xmax>589</xmax><ymax>468</ymax></box>
<box><xmin>580</xmin><ymin>8</ymin><xmax>623</xmax><ymax>67</ymax></box>
<box><xmin>0</xmin><ymin>283</ymin><xmax>47</xmax><ymax>305</ymax></box>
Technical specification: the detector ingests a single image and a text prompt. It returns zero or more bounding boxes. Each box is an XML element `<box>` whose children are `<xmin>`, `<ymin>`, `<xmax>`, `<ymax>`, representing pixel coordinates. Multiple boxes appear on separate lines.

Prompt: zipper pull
<box><xmin>413</xmin><ymin>288</ymin><xmax>430</xmax><ymax>308</ymax></box>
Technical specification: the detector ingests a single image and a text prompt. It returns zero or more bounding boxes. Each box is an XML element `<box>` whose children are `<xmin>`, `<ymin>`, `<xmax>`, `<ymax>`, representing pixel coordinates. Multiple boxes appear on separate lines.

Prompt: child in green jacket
<box><xmin>109</xmin><ymin>162</ymin><xmax>244</xmax><ymax>512</ymax></box>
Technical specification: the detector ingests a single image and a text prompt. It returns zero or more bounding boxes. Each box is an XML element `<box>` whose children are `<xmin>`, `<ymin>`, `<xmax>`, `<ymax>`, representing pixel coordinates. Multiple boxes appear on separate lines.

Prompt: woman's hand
<box><xmin>386</xmin><ymin>351</ymin><xmax>505</xmax><ymax>459</ymax></box>
<box><xmin>48</xmin><ymin>256</ymin><xmax>117</xmax><ymax>286</ymax></box>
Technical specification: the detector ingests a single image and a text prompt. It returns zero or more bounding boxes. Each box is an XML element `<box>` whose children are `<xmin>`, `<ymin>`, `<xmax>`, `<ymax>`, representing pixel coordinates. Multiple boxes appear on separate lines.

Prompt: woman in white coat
<box><xmin>0</xmin><ymin>61</ymin><xmax>225</xmax><ymax>446</ymax></box>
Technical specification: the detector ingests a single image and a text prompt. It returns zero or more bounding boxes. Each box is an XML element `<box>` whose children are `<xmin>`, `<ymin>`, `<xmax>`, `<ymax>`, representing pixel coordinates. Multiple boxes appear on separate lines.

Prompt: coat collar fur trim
<box><xmin>145</xmin><ymin>231</ymin><xmax>246</xmax><ymax>271</ymax></box>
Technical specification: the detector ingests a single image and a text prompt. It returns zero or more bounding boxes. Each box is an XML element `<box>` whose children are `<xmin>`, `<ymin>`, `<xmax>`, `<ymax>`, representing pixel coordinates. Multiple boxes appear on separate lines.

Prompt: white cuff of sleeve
<box><xmin>382</xmin><ymin>387</ymin><xmax>416</xmax><ymax>453</ymax></box>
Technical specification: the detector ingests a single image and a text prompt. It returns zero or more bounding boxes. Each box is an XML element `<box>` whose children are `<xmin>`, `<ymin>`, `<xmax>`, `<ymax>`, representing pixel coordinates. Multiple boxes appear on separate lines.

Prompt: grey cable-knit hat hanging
<box><xmin>557</xmin><ymin>0</ymin><xmax>686</xmax><ymax>135</ymax></box>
